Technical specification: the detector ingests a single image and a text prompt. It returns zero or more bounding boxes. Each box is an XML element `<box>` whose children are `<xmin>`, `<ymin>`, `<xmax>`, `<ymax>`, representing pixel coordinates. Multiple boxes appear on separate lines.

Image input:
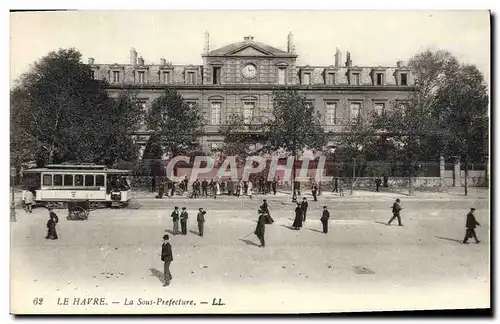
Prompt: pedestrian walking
<box><xmin>220</xmin><ymin>180</ymin><xmax>226</xmax><ymax>195</ymax></box>
<box><xmin>180</xmin><ymin>207</ymin><xmax>188</xmax><ymax>235</ymax></box>
<box><xmin>24</xmin><ymin>189</ymin><xmax>34</xmax><ymax>213</ymax></box>
<box><xmin>161</xmin><ymin>234</ymin><xmax>173</xmax><ymax>286</ymax></box>
<box><xmin>254</xmin><ymin>209</ymin><xmax>266</xmax><ymax>247</ymax></box>
<box><xmin>260</xmin><ymin>199</ymin><xmax>274</xmax><ymax>224</ymax></box>
<box><xmin>338</xmin><ymin>179</ymin><xmax>344</xmax><ymax>196</ymax></box>
<box><xmin>463</xmin><ymin>208</ymin><xmax>481</xmax><ymax>244</ymax></box>
<box><xmin>375</xmin><ymin>178</ymin><xmax>382</xmax><ymax>192</ymax></box>
<box><xmin>301</xmin><ymin>197</ymin><xmax>309</xmax><ymax>222</ymax></box>
<box><xmin>311</xmin><ymin>182</ymin><xmax>318</xmax><ymax>202</ymax></box>
<box><xmin>247</xmin><ymin>180</ymin><xmax>253</xmax><ymax>199</ymax></box>
<box><xmin>292</xmin><ymin>203</ymin><xmax>303</xmax><ymax>230</ymax></box>
<box><xmin>266</xmin><ymin>180</ymin><xmax>271</xmax><ymax>195</ymax></box>
<box><xmin>169</xmin><ymin>180</ymin><xmax>175</xmax><ymax>197</ymax></box>
<box><xmin>333</xmin><ymin>178</ymin><xmax>339</xmax><ymax>193</ymax></box>
<box><xmin>171</xmin><ymin>206</ymin><xmax>180</xmax><ymax>235</ymax></box>
<box><xmin>197</xmin><ymin>208</ymin><xmax>206</xmax><ymax>237</ymax></box>
<box><xmin>272</xmin><ymin>178</ymin><xmax>277</xmax><ymax>195</ymax></box>
<box><xmin>321</xmin><ymin>206</ymin><xmax>330</xmax><ymax>234</ymax></box>
<box><xmin>45</xmin><ymin>208</ymin><xmax>59</xmax><ymax>240</ymax></box>
<box><xmin>387</xmin><ymin>199</ymin><xmax>403</xmax><ymax>226</ymax></box>
<box><xmin>202</xmin><ymin>179</ymin><xmax>209</xmax><ymax>197</ymax></box>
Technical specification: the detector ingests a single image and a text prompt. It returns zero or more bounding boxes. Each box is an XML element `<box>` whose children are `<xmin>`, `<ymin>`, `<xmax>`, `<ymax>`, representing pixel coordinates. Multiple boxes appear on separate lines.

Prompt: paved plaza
<box><xmin>10</xmin><ymin>191</ymin><xmax>490</xmax><ymax>314</ymax></box>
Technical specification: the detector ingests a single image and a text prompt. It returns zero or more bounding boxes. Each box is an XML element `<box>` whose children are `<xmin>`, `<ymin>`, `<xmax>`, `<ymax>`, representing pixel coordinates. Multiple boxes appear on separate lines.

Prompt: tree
<box><xmin>264</xmin><ymin>89</ymin><xmax>326</xmax><ymax>199</ymax></box>
<box><xmin>145</xmin><ymin>89</ymin><xmax>205</xmax><ymax>157</ymax></box>
<box><xmin>10</xmin><ymin>48</ymin><xmax>142</xmax><ymax>167</ymax></box>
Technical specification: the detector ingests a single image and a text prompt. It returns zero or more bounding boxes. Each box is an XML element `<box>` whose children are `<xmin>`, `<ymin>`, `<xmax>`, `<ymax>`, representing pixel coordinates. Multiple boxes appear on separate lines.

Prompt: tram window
<box><xmin>64</xmin><ymin>174</ymin><xmax>74</xmax><ymax>186</ymax></box>
<box><xmin>75</xmin><ymin>175</ymin><xmax>84</xmax><ymax>186</ymax></box>
<box><xmin>95</xmin><ymin>175</ymin><xmax>105</xmax><ymax>186</ymax></box>
<box><xmin>53</xmin><ymin>174</ymin><xmax>62</xmax><ymax>186</ymax></box>
<box><xmin>42</xmin><ymin>174</ymin><xmax>53</xmax><ymax>186</ymax></box>
<box><xmin>85</xmin><ymin>175</ymin><xmax>95</xmax><ymax>186</ymax></box>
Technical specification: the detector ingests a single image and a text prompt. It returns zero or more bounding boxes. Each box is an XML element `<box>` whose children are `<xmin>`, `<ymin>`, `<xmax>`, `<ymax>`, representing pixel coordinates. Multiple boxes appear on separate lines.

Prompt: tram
<box><xmin>21</xmin><ymin>164</ymin><xmax>132</xmax><ymax>208</ymax></box>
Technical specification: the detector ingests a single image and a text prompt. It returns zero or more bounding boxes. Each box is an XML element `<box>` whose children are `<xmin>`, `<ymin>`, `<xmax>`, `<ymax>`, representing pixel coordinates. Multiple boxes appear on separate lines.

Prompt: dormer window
<box><xmin>112</xmin><ymin>71</ymin><xmax>120</xmax><ymax>83</ymax></box>
<box><xmin>324</xmin><ymin>67</ymin><xmax>338</xmax><ymax>85</ymax></box>
<box><xmin>376</xmin><ymin>73</ymin><xmax>383</xmax><ymax>85</ymax></box>
<box><xmin>303</xmin><ymin>73</ymin><xmax>311</xmax><ymax>85</ymax></box>
<box><xmin>348</xmin><ymin>67</ymin><xmax>363</xmax><ymax>86</ymax></box>
<box><xmin>371</xmin><ymin>68</ymin><xmax>387</xmax><ymax>86</ymax></box>
<box><xmin>162</xmin><ymin>71</ymin><xmax>171</xmax><ymax>84</ymax></box>
<box><xmin>159</xmin><ymin>63</ymin><xmax>174</xmax><ymax>84</ymax></box>
<box><xmin>352</xmin><ymin>73</ymin><xmax>360</xmax><ymax>85</ymax></box>
<box><xmin>137</xmin><ymin>71</ymin><xmax>145</xmax><ymax>84</ymax></box>
<box><xmin>300</xmin><ymin>66</ymin><xmax>314</xmax><ymax>85</ymax></box>
<box><xmin>401</xmin><ymin>73</ymin><xmax>408</xmax><ymax>86</ymax></box>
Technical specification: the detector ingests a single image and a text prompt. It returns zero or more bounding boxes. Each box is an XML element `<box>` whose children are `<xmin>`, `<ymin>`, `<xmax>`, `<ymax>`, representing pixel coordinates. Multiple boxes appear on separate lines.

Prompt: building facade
<box><xmin>87</xmin><ymin>32</ymin><xmax>414</xmax><ymax>156</ymax></box>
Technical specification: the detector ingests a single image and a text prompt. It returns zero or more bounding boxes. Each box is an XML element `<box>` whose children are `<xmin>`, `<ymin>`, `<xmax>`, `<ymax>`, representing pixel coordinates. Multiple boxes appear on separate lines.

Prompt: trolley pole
<box><xmin>10</xmin><ymin>167</ymin><xmax>16</xmax><ymax>222</ymax></box>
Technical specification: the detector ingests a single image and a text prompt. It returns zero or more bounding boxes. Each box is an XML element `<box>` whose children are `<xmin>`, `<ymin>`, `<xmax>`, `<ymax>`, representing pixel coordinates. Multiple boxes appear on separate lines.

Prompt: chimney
<box><xmin>345</xmin><ymin>51</ymin><xmax>352</xmax><ymax>67</ymax></box>
<box><xmin>88</xmin><ymin>57</ymin><xmax>95</xmax><ymax>65</ymax></box>
<box><xmin>287</xmin><ymin>32</ymin><xmax>295</xmax><ymax>54</ymax></box>
<box><xmin>160</xmin><ymin>58</ymin><xmax>166</xmax><ymax>65</ymax></box>
<box><xmin>396</xmin><ymin>60</ymin><xmax>403</xmax><ymax>68</ymax></box>
<box><xmin>137</xmin><ymin>56</ymin><xmax>144</xmax><ymax>66</ymax></box>
<box><xmin>130</xmin><ymin>48</ymin><xmax>138</xmax><ymax>65</ymax></box>
<box><xmin>203</xmin><ymin>31</ymin><xmax>210</xmax><ymax>54</ymax></box>
<box><xmin>334</xmin><ymin>48</ymin><xmax>341</xmax><ymax>67</ymax></box>
<box><xmin>244</xmin><ymin>36</ymin><xmax>249</xmax><ymax>41</ymax></box>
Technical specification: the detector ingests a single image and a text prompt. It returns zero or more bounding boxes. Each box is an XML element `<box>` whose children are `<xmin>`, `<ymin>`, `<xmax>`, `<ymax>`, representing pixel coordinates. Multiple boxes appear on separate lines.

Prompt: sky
<box><xmin>10</xmin><ymin>10</ymin><xmax>490</xmax><ymax>86</ymax></box>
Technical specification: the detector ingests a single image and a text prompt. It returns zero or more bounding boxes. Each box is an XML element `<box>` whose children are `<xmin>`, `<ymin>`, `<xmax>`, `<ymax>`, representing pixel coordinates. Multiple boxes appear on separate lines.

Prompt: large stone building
<box><xmin>87</xmin><ymin>32</ymin><xmax>414</xmax><ymax>156</ymax></box>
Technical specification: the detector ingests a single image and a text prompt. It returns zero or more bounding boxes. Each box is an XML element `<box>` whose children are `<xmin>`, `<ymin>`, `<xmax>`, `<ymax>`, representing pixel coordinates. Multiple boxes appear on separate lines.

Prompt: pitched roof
<box><xmin>207</xmin><ymin>41</ymin><xmax>292</xmax><ymax>56</ymax></box>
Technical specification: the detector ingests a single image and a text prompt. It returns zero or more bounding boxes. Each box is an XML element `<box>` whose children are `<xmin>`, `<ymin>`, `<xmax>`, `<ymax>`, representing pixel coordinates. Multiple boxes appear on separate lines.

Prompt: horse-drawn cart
<box><xmin>67</xmin><ymin>200</ymin><xmax>90</xmax><ymax>220</ymax></box>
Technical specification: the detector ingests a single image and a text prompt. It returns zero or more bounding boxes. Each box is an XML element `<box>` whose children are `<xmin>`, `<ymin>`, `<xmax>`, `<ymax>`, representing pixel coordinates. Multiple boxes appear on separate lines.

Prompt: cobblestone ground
<box><xmin>10</xmin><ymin>196</ymin><xmax>490</xmax><ymax>314</ymax></box>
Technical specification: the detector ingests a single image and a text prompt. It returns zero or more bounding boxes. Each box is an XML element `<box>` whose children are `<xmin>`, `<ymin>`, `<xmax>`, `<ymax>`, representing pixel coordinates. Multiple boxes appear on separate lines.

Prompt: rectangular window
<box><xmin>328</xmin><ymin>72</ymin><xmax>335</xmax><ymax>85</ymax></box>
<box><xmin>163</xmin><ymin>71</ymin><xmax>171</xmax><ymax>84</ymax></box>
<box><xmin>90</xmin><ymin>70</ymin><xmax>95</xmax><ymax>80</ymax></box>
<box><xmin>350</xmin><ymin>102</ymin><xmax>361</xmax><ymax>122</ymax></box>
<box><xmin>325</xmin><ymin>102</ymin><xmax>337</xmax><ymax>125</ymax></box>
<box><xmin>278</xmin><ymin>68</ymin><xmax>286</xmax><ymax>85</ymax></box>
<box><xmin>113</xmin><ymin>71</ymin><xmax>120</xmax><ymax>83</ymax></box>
<box><xmin>187</xmin><ymin>72</ymin><xmax>195</xmax><ymax>84</ymax></box>
<box><xmin>213</xmin><ymin>67</ymin><xmax>221</xmax><ymax>84</ymax></box>
<box><xmin>401</xmin><ymin>73</ymin><xmax>408</xmax><ymax>86</ymax></box>
<box><xmin>75</xmin><ymin>174</ymin><xmax>84</xmax><ymax>186</ymax></box>
<box><xmin>63</xmin><ymin>174</ymin><xmax>74</xmax><ymax>186</ymax></box>
<box><xmin>303</xmin><ymin>73</ymin><xmax>311</xmax><ymax>85</ymax></box>
<box><xmin>243</xmin><ymin>102</ymin><xmax>255</xmax><ymax>124</ymax></box>
<box><xmin>138</xmin><ymin>71</ymin><xmax>145</xmax><ymax>84</ymax></box>
<box><xmin>374</xmin><ymin>103</ymin><xmax>385</xmax><ymax>116</ymax></box>
<box><xmin>352</xmin><ymin>73</ymin><xmax>360</xmax><ymax>85</ymax></box>
<box><xmin>376</xmin><ymin>73</ymin><xmax>383</xmax><ymax>85</ymax></box>
<box><xmin>42</xmin><ymin>174</ymin><xmax>52</xmax><ymax>186</ymax></box>
<box><xmin>53</xmin><ymin>174</ymin><xmax>62</xmax><ymax>186</ymax></box>
<box><xmin>211</xmin><ymin>102</ymin><xmax>221</xmax><ymax>125</ymax></box>
<box><xmin>85</xmin><ymin>175</ymin><xmax>95</xmax><ymax>187</ymax></box>
<box><xmin>96</xmin><ymin>175</ymin><xmax>105</xmax><ymax>187</ymax></box>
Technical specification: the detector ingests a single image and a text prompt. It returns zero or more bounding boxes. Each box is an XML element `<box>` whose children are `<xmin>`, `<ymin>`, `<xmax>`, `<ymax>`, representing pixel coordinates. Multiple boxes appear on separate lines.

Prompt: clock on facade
<box><xmin>242</xmin><ymin>64</ymin><xmax>257</xmax><ymax>79</ymax></box>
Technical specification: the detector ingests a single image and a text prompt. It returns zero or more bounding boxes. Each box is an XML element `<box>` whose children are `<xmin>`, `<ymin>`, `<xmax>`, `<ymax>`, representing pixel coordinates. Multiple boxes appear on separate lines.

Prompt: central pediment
<box><xmin>228</xmin><ymin>45</ymin><xmax>272</xmax><ymax>57</ymax></box>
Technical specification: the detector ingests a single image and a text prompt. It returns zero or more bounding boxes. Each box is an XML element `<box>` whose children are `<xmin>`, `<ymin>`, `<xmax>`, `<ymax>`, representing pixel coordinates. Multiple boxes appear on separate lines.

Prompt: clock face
<box><xmin>242</xmin><ymin>64</ymin><xmax>257</xmax><ymax>79</ymax></box>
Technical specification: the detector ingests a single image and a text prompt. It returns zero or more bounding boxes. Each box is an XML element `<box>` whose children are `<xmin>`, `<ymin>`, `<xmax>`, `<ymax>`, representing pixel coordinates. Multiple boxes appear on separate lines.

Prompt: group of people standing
<box><xmin>169</xmin><ymin>206</ymin><xmax>207</xmax><ymax>237</ymax></box>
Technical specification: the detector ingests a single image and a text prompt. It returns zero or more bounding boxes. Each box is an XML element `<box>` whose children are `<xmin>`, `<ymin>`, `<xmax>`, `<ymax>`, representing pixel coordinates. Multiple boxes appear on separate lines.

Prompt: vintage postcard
<box><xmin>9</xmin><ymin>10</ymin><xmax>490</xmax><ymax>314</ymax></box>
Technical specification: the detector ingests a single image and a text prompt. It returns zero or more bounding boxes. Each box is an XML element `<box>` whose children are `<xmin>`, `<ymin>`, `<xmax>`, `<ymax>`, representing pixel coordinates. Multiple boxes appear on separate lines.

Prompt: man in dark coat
<box><xmin>220</xmin><ymin>181</ymin><xmax>226</xmax><ymax>195</ymax></box>
<box><xmin>180</xmin><ymin>207</ymin><xmax>188</xmax><ymax>235</ymax></box>
<box><xmin>261</xmin><ymin>199</ymin><xmax>274</xmax><ymax>224</ymax></box>
<box><xmin>311</xmin><ymin>182</ymin><xmax>318</xmax><ymax>202</ymax></box>
<box><xmin>182</xmin><ymin>176</ymin><xmax>188</xmax><ymax>193</ymax></box>
<box><xmin>254</xmin><ymin>209</ymin><xmax>266</xmax><ymax>247</ymax></box>
<box><xmin>463</xmin><ymin>208</ymin><xmax>481</xmax><ymax>244</ymax></box>
<box><xmin>197</xmin><ymin>208</ymin><xmax>206</xmax><ymax>237</ymax></box>
<box><xmin>375</xmin><ymin>178</ymin><xmax>382</xmax><ymax>192</ymax></box>
<box><xmin>227</xmin><ymin>181</ymin><xmax>234</xmax><ymax>196</ymax></box>
<box><xmin>169</xmin><ymin>180</ymin><xmax>175</xmax><ymax>197</ymax></box>
<box><xmin>301</xmin><ymin>197</ymin><xmax>309</xmax><ymax>222</ymax></box>
<box><xmin>171</xmin><ymin>206</ymin><xmax>180</xmax><ymax>235</ymax></box>
<box><xmin>321</xmin><ymin>206</ymin><xmax>330</xmax><ymax>234</ymax></box>
<box><xmin>293</xmin><ymin>203</ymin><xmax>303</xmax><ymax>230</ymax></box>
<box><xmin>202</xmin><ymin>179</ymin><xmax>209</xmax><ymax>197</ymax></box>
<box><xmin>272</xmin><ymin>178</ymin><xmax>277</xmax><ymax>195</ymax></box>
<box><xmin>387</xmin><ymin>199</ymin><xmax>403</xmax><ymax>226</ymax></box>
<box><xmin>333</xmin><ymin>178</ymin><xmax>339</xmax><ymax>193</ymax></box>
<box><xmin>45</xmin><ymin>208</ymin><xmax>59</xmax><ymax>240</ymax></box>
<box><xmin>161</xmin><ymin>234</ymin><xmax>173</xmax><ymax>286</ymax></box>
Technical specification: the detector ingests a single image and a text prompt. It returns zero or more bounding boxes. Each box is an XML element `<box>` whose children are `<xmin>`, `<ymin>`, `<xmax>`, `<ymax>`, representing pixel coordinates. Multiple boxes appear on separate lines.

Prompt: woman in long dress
<box><xmin>247</xmin><ymin>180</ymin><xmax>253</xmax><ymax>199</ymax></box>
<box><xmin>46</xmin><ymin>209</ymin><xmax>59</xmax><ymax>240</ymax></box>
<box><xmin>292</xmin><ymin>203</ymin><xmax>303</xmax><ymax>230</ymax></box>
<box><xmin>215</xmin><ymin>180</ymin><xmax>220</xmax><ymax>195</ymax></box>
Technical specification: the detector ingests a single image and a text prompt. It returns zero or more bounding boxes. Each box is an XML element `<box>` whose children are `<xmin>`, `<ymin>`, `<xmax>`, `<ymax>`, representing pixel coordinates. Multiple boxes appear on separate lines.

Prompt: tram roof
<box><xmin>23</xmin><ymin>167</ymin><xmax>131</xmax><ymax>174</ymax></box>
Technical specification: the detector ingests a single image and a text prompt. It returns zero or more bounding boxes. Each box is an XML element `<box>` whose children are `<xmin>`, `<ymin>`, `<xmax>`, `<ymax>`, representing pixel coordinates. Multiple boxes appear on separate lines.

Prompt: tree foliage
<box><xmin>10</xmin><ymin>48</ymin><xmax>143</xmax><ymax>167</ymax></box>
<box><xmin>265</xmin><ymin>89</ymin><xmax>326</xmax><ymax>154</ymax></box>
<box><xmin>145</xmin><ymin>88</ymin><xmax>205</xmax><ymax>156</ymax></box>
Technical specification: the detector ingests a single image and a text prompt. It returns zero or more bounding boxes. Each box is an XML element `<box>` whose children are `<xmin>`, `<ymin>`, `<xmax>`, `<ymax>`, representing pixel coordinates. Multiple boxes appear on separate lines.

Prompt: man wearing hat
<box><xmin>161</xmin><ymin>234</ymin><xmax>173</xmax><ymax>286</ymax></box>
<box><xmin>260</xmin><ymin>199</ymin><xmax>274</xmax><ymax>224</ymax></box>
<box><xmin>254</xmin><ymin>209</ymin><xmax>267</xmax><ymax>247</ymax></box>
<box><xmin>387</xmin><ymin>198</ymin><xmax>403</xmax><ymax>226</ymax></box>
<box><xmin>463</xmin><ymin>208</ymin><xmax>481</xmax><ymax>244</ymax></box>
<box><xmin>320</xmin><ymin>206</ymin><xmax>330</xmax><ymax>234</ymax></box>
<box><xmin>300</xmin><ymin>197</ymin><xmax>309</xmax><ymax>222</ymax></box>
<box><xmin>171</xmin><ymin>206</ymin><xmax>180</xmax><ymax>235</ymax></box>
<box><xmin>180</xmin><ymin>207</ymin><xmax>188</xmax><ymax>235</ymax></box>
<box><xmin>197</xmin><ymin>208</ymin><xmax>206</xmax><ymax>237</ymax></box>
